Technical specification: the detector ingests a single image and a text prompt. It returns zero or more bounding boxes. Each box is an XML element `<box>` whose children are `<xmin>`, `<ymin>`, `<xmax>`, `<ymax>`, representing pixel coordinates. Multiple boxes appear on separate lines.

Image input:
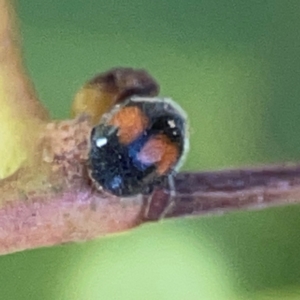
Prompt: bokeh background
<box><xmin>1</xmin><ymin>0</ymin><xmax>300</xmax><ymax>299</ymax></box>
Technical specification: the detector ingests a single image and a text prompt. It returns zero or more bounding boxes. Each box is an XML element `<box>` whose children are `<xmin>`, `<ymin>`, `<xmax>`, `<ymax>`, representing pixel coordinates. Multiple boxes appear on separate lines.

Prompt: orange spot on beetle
<box><xmin>109</xmin><ymin>106</ymin><xmax>148</xmax><ymax>145</ymax></box>
<box><xmin>137</xmin><ymin>134</ymin><xmax>179</xmax><ymax>175</ymax></box>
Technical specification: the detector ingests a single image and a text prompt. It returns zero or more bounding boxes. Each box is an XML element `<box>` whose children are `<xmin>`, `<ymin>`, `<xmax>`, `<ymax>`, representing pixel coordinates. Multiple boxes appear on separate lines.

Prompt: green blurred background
<box><xmin>2</xmin><ymin>0</ymin><xmax>300</xmax><ymax>299</ymax></box>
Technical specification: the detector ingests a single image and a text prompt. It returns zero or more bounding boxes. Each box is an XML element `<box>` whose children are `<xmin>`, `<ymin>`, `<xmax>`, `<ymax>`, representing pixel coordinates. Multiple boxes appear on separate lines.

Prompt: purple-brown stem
<box><xmin>147</xmin><ymin>165</ymin><xmax>300</xmax><ymax>220</ymax></box>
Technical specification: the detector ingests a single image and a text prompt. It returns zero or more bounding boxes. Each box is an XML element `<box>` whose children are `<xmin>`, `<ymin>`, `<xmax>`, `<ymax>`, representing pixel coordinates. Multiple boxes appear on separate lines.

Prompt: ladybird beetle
<box><xmin>88</xmin><ymin>96</ymin><xmax>189</xmax><ymax>197</ymax></box>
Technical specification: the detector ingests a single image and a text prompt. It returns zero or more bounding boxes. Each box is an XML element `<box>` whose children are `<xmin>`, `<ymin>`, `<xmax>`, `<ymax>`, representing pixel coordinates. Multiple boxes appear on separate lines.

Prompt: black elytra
<box><xmin>88</xmin><ymin>96</ymin><xmax>189</xmax><ymax>197</ymax></box>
